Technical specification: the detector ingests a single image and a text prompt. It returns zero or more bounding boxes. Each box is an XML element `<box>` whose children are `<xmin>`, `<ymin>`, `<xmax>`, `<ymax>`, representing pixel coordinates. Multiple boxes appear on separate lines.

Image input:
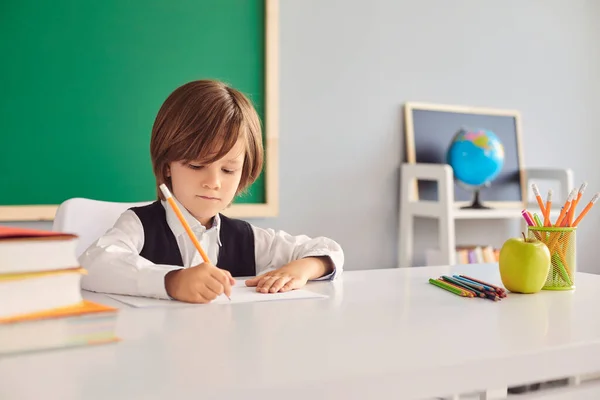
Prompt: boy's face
<box><xmin>168</xmin><ymin>138</ymin><xmax>245</xmax><ymax>227</ymax></box>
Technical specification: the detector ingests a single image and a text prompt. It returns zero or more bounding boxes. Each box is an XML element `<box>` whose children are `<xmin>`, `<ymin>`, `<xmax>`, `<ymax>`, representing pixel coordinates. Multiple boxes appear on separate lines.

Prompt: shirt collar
<box><xmin>161</xmin><ymin>199</ymin><xmax>222</xmax><ymax>246</ymax></box>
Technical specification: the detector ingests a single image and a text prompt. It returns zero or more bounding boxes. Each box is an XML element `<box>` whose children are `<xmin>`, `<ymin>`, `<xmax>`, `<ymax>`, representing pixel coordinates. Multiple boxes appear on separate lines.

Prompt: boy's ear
<box><xmin>166</xmin><ymin>165</ymin><xmax>171</xmax><ymax>177</ymax></box>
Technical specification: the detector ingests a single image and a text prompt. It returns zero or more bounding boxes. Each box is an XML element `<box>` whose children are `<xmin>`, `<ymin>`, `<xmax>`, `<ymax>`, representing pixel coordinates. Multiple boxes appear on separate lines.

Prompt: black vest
<box><xmin>129</xmin><ymin>201</ymin><xmax>256</xmax><ymax>277</ymax></box>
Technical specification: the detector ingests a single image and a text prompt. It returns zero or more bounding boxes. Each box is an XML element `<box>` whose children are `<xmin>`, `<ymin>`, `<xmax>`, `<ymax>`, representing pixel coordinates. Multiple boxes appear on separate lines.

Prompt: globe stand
<box><xmin>461</xmin><ymin>188</ymin><xmax>491</xmax><ymax>210</ymax></box>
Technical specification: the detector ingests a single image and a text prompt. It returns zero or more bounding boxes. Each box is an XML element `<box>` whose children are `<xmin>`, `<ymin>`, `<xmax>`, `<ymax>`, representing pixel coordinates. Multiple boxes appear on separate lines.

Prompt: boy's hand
<box><xmin>245</xmin><ymin>256</ymin><xmax>333</xmax><ymax>293</ymax></box>
<box><xmin>165</xmin><ymin>263</ymin><xmax>235</xmax><ymax>303</ymax></box>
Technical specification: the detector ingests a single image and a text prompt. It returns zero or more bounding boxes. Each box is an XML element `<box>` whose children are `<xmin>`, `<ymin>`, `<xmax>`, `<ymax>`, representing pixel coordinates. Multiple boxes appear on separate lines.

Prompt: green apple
<box><xmin>499</xmin><ymin>233</ymin><xmax>551</xmax><ymax>294</ymax></box>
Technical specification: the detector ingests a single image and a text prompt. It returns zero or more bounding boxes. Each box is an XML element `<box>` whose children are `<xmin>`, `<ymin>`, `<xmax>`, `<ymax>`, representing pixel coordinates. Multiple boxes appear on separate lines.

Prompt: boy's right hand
<box><xmin>164</xmin><ymin>263</ymin><xmax>235</xmax><ymax>303</ymax></box>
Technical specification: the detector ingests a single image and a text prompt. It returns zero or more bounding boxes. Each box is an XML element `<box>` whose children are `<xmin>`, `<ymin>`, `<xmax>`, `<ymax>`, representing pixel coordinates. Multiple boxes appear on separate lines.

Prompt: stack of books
<box><xmin>425</xmin><ymin>244</ymin><xmax>500</xmax><ymax>266</ymax></box>
<box><xmin>0</xmin><ymin>226</ymin><xmax>119</xmax><ymax>356</ymax></box>
<box><xmin>455</xmin><ymin>245</ymin><xmax>499</xmax><ymax>264</ymax></box>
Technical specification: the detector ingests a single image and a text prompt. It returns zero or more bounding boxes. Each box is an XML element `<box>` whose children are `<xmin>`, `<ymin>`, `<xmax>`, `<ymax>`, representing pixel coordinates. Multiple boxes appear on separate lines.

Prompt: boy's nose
<box><xmin>202</xmin><ymin>171</ymin><xmax>221</xmax><ymax>190</ymax></box>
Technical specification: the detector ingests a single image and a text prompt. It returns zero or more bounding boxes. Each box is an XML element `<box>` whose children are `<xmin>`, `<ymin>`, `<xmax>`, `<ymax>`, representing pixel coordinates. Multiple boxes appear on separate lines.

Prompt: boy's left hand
<box><xmin>245</xmin><ymin>261</ymin><xmax>308</xmax><ymax>293</ymax></box>
<box><xmin>245</xmin><ymin>256</ymin><xmax>333</xmax><ymax>293</ymax></box>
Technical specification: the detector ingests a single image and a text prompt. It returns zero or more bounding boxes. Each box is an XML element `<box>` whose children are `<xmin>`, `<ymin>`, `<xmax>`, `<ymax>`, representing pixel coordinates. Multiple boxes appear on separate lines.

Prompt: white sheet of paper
<box><xmin>106</xmin><ymin>280</ymin><xmax>328</xmax><ymax>308</ymax></box>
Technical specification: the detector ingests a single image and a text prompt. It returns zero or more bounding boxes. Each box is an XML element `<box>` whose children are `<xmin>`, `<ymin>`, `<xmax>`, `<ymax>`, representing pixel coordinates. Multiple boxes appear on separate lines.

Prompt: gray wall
<box><xmin>6</xmin><ymin>0</ymin><xmax>600</xmax><ymax>273</ymax></box>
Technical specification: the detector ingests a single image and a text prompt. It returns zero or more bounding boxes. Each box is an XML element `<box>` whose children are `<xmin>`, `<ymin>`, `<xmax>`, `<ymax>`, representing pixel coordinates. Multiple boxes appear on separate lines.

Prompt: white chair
<box><xmin>52</xmin><ymin>198</ymin><xmax>153</xmax><ymax>257</ymax></box>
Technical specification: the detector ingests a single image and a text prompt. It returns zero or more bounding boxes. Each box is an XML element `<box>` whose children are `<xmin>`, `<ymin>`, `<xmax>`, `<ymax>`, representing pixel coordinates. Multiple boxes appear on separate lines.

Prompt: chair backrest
<box><xmin>52</xmin><ymin>198</ymin><xmax>152</xmax><ymax>257</ymax></box>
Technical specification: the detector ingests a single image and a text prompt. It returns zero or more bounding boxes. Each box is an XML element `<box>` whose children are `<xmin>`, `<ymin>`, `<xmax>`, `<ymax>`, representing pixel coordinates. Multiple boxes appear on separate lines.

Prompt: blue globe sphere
<box><xmin>446</xmin><ymin>128</ymin><xmax>505</xmax><ymax>188</ymax></box>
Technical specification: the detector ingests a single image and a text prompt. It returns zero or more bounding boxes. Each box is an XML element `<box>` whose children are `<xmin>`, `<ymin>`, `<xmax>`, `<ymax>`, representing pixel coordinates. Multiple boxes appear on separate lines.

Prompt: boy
<box><xmin>80</xmin><ymin>80</ymin><xmax>344</xmax><ymax>303</ymax></box>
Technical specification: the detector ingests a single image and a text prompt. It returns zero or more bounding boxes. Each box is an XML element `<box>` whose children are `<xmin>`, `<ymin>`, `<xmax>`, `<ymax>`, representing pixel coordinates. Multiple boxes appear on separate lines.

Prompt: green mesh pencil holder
<box><xmin>527</xmin><ymin>226</ymin><xmax>576</xmax><ymax>290</ymax></box>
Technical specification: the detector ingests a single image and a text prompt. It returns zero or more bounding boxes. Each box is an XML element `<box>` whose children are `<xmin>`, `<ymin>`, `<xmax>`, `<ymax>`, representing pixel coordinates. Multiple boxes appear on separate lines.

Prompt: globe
<box><xmin>446</xmin><ymin>128</ymin><xmax>505</xmax><ymax>209</ymax></box>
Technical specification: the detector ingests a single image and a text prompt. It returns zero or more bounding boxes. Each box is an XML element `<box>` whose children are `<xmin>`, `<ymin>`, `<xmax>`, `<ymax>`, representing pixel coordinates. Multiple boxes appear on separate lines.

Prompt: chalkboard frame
<box><xmin>0</xmin><ymin>0</ymin><xmax>279</xmax><ymax>222</ymax></box>
<box><xmin>404</xmin><ymin>101</ymin><xmax>526</xmax><ymax>209</ymax></box>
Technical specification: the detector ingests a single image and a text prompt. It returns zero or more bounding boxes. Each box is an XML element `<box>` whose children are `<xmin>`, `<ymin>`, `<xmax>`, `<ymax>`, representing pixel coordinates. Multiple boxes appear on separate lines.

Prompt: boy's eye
<box><xmin>222</xmin><ymin>169</ymin><xmax>235</xmax><ymax>174</ymax></box>
<box><xmin>188</xmin><ymin>164</ymin><xmax>203</xmax><ymax>170</ymax></box>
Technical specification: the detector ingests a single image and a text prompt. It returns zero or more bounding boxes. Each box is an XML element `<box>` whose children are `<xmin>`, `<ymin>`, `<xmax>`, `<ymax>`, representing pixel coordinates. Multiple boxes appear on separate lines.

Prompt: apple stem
<box><xmin>522</xmin><ymin>232</ymin><xmax>526</xmax><ymax>241</ymax></box>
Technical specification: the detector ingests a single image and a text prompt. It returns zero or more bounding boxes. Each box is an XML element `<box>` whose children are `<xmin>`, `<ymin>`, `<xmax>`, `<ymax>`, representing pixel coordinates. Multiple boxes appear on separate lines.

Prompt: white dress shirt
<box><xmin>79</xmin><ymin>200</ymin><xmax>344</xmax><ymax>299</ymax></box>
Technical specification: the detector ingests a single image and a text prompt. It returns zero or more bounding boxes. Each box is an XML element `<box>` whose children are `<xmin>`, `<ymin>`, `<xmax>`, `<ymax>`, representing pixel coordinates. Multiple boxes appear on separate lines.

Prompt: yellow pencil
<box><xmin>573</xmin><ymin>193</ymin><xmax>599</xmax><ymax>227</ymax></box>
<box><xmin>159</xmin><ymin>184</ymin><xmax>231</xmax><ymax>300</ymax></box>
<box><xmin>555</xmin><ymin>189</ymin><xmax>576</xmax><ymax>227</ymax></box>
<box><xmin>568</xmin><ymin>182</ymin><xmax>587</xmax><ymax>226</ymax></box>
<box><xmin>544</xmin><ymin>189</ymin><xmax>552</xmax><ymax>226</ymax></box>
<box><xmin>160</xmin><ymin>184</ymin><xmax>210</xmax><ymax>263</ymax></box>
<box><xmin>531</xmin><ymin>183</ymin><xmax>546</xmax><ymax>217</ymax></box>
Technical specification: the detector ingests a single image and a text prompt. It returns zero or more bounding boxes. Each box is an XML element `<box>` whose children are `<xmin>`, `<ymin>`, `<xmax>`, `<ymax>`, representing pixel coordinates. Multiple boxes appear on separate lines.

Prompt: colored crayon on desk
<box><xmin>452</xmin><ymin>275</ymin><xmax>490</xmax><ymax>292</ymax></box>
<box><xmin>450</xmin><ymin>276</ymin><xmax>500</xmax><ymax>301</ymax></box>
<box><xmin>458</xmin><ymin>275</ymin><xmax>506</xmax><ymax>296</ymax></box>
<box><xmin>437</xmin><ymin>278</ymin><xmax>475</xmax><ymax>297</ymax></box>
<box><xmin>453</xmin><ymin>276</ymin><xmax>487</xmax><ymax>292</ymax></box>
<box><xmin>429</xmin><ymin>278</ymin><xmax>471</xmax><ymax>297</ymax></box>
<box><xmin>453</xmin><ymin>277</ymin><xmax>503</xmax><ymax>301</ymax></box>
<box><xmin>441</xmin><ymin>276</ymin><xmax>483</xmax><ymax>298</ymax></box>
<box><xmin>486</xmin><ymin>293</ymin><xmax>501</xmax><ymax>302</ymax></box>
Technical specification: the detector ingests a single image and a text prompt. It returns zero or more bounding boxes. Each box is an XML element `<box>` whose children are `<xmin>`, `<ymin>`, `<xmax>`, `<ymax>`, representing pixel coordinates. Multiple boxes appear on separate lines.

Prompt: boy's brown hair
<box><xmin>150</xmin><ymin>80</ymin><xmax>264</xmax><ymax>200</ymax></box>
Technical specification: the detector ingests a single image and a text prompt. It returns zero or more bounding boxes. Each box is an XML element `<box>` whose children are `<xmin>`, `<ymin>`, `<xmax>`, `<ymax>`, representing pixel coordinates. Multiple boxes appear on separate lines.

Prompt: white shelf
<box><xmin>407</xmin><ymin>201</ymin><xmax>562</xmax><ymax>220</ymax></box>
<box><xmin>398</xmin><ymin>163</ymin><xmax>574</xmax><ymax>268</ymax></box>
<box><xmin>453</xmin><ymin>207</ymin><xmax>561</xmax><ymax>220</ymax></box>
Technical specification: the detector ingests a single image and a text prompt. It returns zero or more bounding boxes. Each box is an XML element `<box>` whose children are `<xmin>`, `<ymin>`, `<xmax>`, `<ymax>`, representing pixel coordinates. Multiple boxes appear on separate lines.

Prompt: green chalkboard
<box><xmin>0</xmin><ymin>0</ymin><xmax>278</xmax><ymax>221</ymax></box>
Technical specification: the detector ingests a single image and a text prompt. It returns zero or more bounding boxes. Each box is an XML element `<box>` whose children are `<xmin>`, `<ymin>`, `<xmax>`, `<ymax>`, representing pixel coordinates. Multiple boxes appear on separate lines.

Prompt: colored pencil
<box><xmin>552</xmin><ymin>253</ymin><xmax>573</xmax><ymax>286</ymax></box>
<box><xmin>532</xmin><ymin>213</ymin><xmax>543</xmax><ymax>227</ymax></box>
<box><xmin>452</xmin><ymin>275</ymin><xmax>491</xmax><ymax>292</ymax></box>
<box><xmin>555</xmin><ymin>188</ymin><xmax>577</xmax><ymax>226</ymax></box>
<box><xmin>568</xmin><ymin>182</ymin><xmax>587</xmax><ymax>226</ymax></box>
<box><xmin>531</xmin><ymin>183</ymin><xmax>546</xmax><ymax>217</ymax></box>
<box><xmin>449</xmin><ymin>276</ymin><xmax>500</xmax><ymax>301</ymax></box>
<box><xmin>544</xmin><ymin>189</ymin><xmax>552</xmax><ymax>226</ymax></box>
<box><xmin>437</xmin><ymin>278</ymin><xmax>475</xmax><ymax>297</ymax></box>
<box><xmin>441</xmin><ymin>276</ymin><xmax>482</xmax><ymax>297</ymax></box>
<box><xmin>429</xmin><ymin>278</ymin><xmax>470</xmax><ymax>297</ymax></box>
<box><xmin>160</xmin><ymin>184</ymin><xmax>210</xmax><ymax>263</ymax></box>
<box><xmin>431</xmin><ymin>275</ymin><xmax>504</xmax><ymax>301</ymax></box>
<box><xmin>573</xmin><ymin>193</ymin><xmax>599</xmax><ymax>227</ymax></box>
<box><xmin>521</xmin><ymin>210</ymin><xmax>535</xmax><ymax>226</ymax></box>
<box><xmin>530</xmin><ymin>183</ymin><xmax>596</xmax><ymax>228</ymax></box>
<box><xmin>458</xmin><ymin>275</ymin><xmax>505</xmax><ymax>295</ymax></box>
<box><xmin>486</xmin><ymin>293</ymin><xmax>501</xmax><ymax>302</ymax></box>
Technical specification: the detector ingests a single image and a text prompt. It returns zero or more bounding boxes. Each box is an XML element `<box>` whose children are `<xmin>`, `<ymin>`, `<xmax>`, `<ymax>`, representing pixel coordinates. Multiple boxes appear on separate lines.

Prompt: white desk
<box><xmin>1</xmin><ymin>264</ymin><xmax>600</xmax><ymax>400</ymax></box>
